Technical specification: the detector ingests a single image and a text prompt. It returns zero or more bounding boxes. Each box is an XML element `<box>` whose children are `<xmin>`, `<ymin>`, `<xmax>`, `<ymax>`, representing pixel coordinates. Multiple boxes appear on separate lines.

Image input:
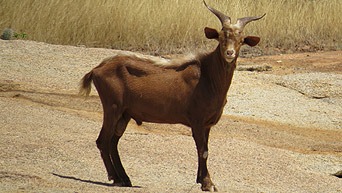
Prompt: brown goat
<box><xmin>79</xmin><ymin>1</ymin><xmax>265</xmax><ymax>191</ymax></box>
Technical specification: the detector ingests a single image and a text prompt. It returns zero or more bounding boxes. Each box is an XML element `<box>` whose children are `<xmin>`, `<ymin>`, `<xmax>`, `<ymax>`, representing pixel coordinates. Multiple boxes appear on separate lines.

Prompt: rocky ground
<box><xmin>0</xmin><ymin>40</ymin><xmax>341</xmax><ymax>192</ymax></box>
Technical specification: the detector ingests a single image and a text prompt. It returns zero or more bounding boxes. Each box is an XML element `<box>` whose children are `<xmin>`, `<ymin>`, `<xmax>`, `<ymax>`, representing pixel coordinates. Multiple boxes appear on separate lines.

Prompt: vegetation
<box><xmin>1</xmin><ymin>0</ymin><xmax>341</xmax><ymax>54</ymax></box>
<box><xmin>1</xmin><ymin>28</ymin><xmax>13</xmax><ymax>40</ymax></box>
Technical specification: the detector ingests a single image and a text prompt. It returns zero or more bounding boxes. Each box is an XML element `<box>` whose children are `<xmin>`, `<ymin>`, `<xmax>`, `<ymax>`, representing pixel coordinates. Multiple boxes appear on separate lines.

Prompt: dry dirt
<box><xmin>1</xmin><ymin>40</ymin><xmax>342</xmax><ymax>192</ymax></box>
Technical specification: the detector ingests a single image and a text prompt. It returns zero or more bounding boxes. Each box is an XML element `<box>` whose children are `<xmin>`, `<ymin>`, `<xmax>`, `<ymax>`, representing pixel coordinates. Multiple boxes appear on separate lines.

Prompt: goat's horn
<box><xmin>203</xmin><ymin>0</ymin><xmax>231</xmax><ymax>25</ymax></box>
<box><xmin>236</xmin><ymin>13</ymin><xmax>266</xmax><ymax>29</ymax></box>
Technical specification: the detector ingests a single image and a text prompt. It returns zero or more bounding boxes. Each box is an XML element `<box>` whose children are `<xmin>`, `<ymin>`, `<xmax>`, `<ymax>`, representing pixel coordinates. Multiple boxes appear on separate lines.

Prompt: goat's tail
<box><xmin>79</xmin><ymin>71</ymin><xmax>93</xmax><ymax>97</ymax></box>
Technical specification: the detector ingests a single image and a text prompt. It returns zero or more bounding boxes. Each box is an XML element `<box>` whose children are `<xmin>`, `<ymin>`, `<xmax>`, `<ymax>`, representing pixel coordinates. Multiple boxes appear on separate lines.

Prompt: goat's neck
<box><xmin>202</xmin><ymin>46</ymin><xmax>236</xmax><ymax>96</ymax></box>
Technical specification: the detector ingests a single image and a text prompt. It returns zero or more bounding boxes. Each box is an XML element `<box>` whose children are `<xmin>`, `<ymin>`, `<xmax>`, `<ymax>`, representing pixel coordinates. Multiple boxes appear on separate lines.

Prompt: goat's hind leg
<box><xmin>96</xmin><ymin>105</ymin><xmax>122</xmax><ymax>184</ymax></box>
<box><xmin>110</xmin><ymin>113</ymin><xmax>132</xmax><ymax>187</ymax></box>
<box><xmin>96</xmin><ymin>127</ymin><xmax>118</xmax><ymax>182</ymax></box>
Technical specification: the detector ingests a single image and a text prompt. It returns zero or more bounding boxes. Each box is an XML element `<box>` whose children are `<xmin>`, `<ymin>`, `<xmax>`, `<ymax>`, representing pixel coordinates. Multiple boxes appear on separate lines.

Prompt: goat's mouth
<box><xmin>225</xmin><ymin>55</ymin><xmax>236</xmax><ymax>63</ymax></box>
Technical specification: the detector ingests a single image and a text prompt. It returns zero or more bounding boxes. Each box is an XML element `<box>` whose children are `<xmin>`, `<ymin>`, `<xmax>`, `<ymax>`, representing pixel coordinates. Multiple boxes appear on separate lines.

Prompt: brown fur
<box><xmin>79</xmin><ymin>1</ymin><xmax>264</xmax><ymax>191</ymax></box>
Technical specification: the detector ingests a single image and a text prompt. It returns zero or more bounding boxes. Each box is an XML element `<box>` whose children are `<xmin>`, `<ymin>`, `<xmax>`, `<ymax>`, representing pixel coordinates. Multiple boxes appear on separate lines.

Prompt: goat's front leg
<box><xmin>192</xmin><ymin>127</ymin><xmax>217</xmax><ymax>192</ymax></box>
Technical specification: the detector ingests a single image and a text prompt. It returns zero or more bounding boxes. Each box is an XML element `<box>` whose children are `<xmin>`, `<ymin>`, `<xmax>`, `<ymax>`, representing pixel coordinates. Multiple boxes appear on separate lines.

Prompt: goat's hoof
<box><xmin>201</xmin><ymin>183</ymin><xmax>218</xmax><ymax>192</ymax></box>
<box><xmin>199</xmin><ymin>177</ymin><xmax>218</xmax><ymax>192</ymax></box>
<box><xmin>108</xmin><ymin>174</ymin><xmax>132</xmax><ymax>187</ymax></box>
<box><xmin>113</xmin><ymin>180</ymin><xmax>132</xmax><ymax>187</ymax></box>
<box><xmin>123</xmin><ymin>180</ymin><xmax>133</xmax><ymax>187</ymax></box>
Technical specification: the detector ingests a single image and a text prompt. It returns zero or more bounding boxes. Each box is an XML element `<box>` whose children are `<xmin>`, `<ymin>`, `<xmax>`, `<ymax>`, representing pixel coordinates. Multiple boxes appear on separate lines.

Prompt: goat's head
<box><xmin>203</xmin><ymin>0</ymin><xmax>265</xmax><ymax>63</ymax></box>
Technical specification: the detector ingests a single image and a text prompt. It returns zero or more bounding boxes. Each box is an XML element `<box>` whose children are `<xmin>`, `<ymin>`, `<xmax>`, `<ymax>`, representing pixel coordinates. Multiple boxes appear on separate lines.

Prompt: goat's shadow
<box><xmin>51</xmin><ymin>173</ymin><xmax>142</xmax><ymax>188</ymax></box>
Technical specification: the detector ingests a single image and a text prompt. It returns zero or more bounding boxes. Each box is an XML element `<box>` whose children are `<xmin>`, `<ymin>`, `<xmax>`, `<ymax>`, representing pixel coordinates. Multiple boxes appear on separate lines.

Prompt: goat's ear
<box><xmin>204</xmin><ymin>27</ymin><xmax>219</xmax><ymax>40</ymax></box>
<box><xmin>244</xmin><ymin>36</ymin><xmax>260</xmax><ymax>47</ymax></box>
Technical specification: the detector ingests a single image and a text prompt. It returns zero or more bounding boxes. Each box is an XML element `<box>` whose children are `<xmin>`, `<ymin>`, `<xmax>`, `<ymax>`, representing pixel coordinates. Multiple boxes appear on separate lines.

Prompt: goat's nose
<box><xmin>227</xmin><ymin>50</ymin><xmax>234</xmax><ymax>56</ymax></box>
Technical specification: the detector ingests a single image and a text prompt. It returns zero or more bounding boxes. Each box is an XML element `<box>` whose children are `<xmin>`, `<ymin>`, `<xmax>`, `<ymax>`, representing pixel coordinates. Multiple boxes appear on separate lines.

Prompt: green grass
<box><xmin>1</xmin><ymin>0</ymin><xmax>341</xmax><ymax>54</ymax></box>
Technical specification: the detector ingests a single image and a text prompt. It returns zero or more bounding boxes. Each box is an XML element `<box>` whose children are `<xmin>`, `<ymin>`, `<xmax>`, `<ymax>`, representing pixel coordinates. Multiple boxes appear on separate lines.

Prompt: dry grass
<box><xmin>1</xmin><ymin>0</ymin><xmax>342</xmax><ymax>54</ymax></box>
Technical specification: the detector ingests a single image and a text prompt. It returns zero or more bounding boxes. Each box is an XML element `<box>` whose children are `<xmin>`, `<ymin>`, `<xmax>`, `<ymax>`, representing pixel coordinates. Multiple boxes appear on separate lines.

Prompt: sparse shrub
<box><xmin>1</xmin><ymin>28</ymin><xmax>13</xmax><ymax>40</ymax></box>
<box><xmin>0</xmin><ymin>28</ymin><xmax>27</xmax><ymax>40</ymax></box>
<box><xmin>13</xmin><ymin>32</ymin><xmax>27</xmax><ymax>39</ymax></box>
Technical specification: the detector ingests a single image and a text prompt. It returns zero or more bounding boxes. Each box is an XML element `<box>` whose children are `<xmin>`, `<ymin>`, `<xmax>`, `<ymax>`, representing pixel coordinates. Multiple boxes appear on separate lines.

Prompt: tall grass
<box><xmin>1</xmin><ymin>0</ymin><xmax>341</xmax><ymax>54</ymax></box>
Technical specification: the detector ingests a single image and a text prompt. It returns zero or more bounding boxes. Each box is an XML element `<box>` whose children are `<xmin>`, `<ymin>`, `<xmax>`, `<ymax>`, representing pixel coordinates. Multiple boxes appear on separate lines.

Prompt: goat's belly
<box><xmin>125</xmin><ymin>81</ymin><xmax>192</xmax><ymax>124</ymax></box>
<box><xmin>126</xmin><ymin>99</ymin><xmax>188</xmax><ymax>125</ymax></box>
<box><xmin>129</xmin><ymin>112</ymin><xmax>186</xmax><ymax>125</ymax></box>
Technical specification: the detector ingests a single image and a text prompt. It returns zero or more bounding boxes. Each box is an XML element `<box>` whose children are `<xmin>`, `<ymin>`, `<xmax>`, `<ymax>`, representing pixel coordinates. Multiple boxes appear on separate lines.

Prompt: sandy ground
<box><xmin>0</xmin><ymin>40</ymin><xmax>341</xmax><ymax>192</ymax></box>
